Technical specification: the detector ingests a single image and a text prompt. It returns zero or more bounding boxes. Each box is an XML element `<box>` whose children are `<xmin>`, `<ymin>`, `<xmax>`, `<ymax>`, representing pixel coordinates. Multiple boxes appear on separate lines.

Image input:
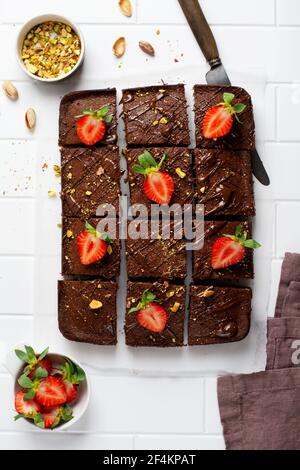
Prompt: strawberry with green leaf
<box><xmin>15</xmin><ymin>345</ymin><xmax>52</xmax><ymax>379</ymax></box>
<box><xmin>129</xmin><ymin>290</ymin><xmax>167</xmax><ymax>333</ymax></box>
<box><xmin>55</xmin><ymin>358</ymin><xmax>86</xmax><ymax>404</ymax></box>
<box><xmin>202</xmin><ymin>93</ymin><xmax>246</xmax><ymax>139</ymax></box>
<box><xmin>211</xmin><ymin>224</ymin><xmax>261</xmax><ymax>270</ymax></box>
<box><xmin>76</xmin><ymin>106</ymin><xmax>113</xmax><ymax>145</ymax></box>
<box><xmin>77</xmin><ymin>222</ymin><xmax>111</xmax><ymax>266</ymax></box>
<box><xmin>42</xmin><ymin>405</ymin><xmax>74</xmax><ymax>429</ymax></box>
<box><xmin>132</xmin><ymin>150</ymin><xmax>174</xmax><ymax>205</ymax></box>
<box><xmin>15</xmin><ymin>390</ymin><xmax>42</xmax><ymax>427</ymax></box>
<box><xmin>17</xmin><ymin>373</ymin><xmax>67</xmax><ymax>407</ymax></box>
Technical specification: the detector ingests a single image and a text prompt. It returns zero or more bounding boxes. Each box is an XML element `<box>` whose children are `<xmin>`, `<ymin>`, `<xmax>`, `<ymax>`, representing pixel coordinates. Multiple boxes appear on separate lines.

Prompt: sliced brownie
<box><xmin>126</xmin><ymin>147</ymin><xmax>193</xmax><ymax>210</ymax></box>
<box><xmin>62</xmin><ymin>217</ymin><xmax>120</xmax><ymax>279</ymax></box>
<box><xmin>61</xmin><ymin>146</ymin><xmax>120</xmax><ymax>218</ymax></box>
<box><xmin>58</xmin><ymin>280</ymin><xmax>117</xmax><ymax>345</ymax></box>
<box><xmin>125</xmin><ymin>281</ymin><xmax>186</xmax><ymax>347</ymax></box>
<box><xmin>188</xmin><ymin>285</ymin><xmax>252</xmax><ymax>346</ymax></box>
<box><xmin>126</xmin><ymin>219</ymin><xmax>186</xmax><ymax>280</ymax></box>
<box><xmin>192</xmin><ymin>221</ymin><xmax>254</xmax><ymax>281</ymax></box>
<box><xmin>194</xmin><ymin>148</ymin><xmax>255</xmax><ymax>217</ymax></box>
<box><xmin>122</xmin><ymin>85</ymin><xmax>190</xmax><ymax>146</ymax></box>
<box><xmin>194</xmin><ymin>85</ymin><xmax>255</xmax><ymax>150</ymax></box>
<box><xmin>59</xmin><ymin>89</ymin><xmax>117</xmax><ymax>146</ymax></box>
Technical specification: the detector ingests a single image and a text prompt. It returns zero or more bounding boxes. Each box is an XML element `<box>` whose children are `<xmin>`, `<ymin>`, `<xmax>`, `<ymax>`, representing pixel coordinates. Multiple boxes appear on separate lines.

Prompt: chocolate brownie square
<box><xmin>126</xmin><ymin>219</ymin><xmax>186</xmax><ymax>280</ymax></box>
<box><xmin>62</xmin><ymin>217</ymin><xmax>120</xmax><ymax>279</ymax></box>
<box><xmin>122</xmin><ymin>85</ymin><xmax>190</xmax><ymax>146</ymax></box>
<box><xmin>126</xmin><ymin>147</ymin><xmax>193</xmax><ymax>210</ymax></box>
<box><xmin>194</xmin><ymin>148</ymin><xmax>255</xmax><ymax>217</ymax></box>
<box><xmin>192</xmin><ymin>221</ymin><xmax>254</xmax><ymax>280</ymax></box>
<box><xmin>194</xmin><ymin>85</ymin><xmax>255</xmax><ymax>150</ymax></box>
<box><xmin>61</xmin><ymin>146</ymin><xmax>120</xmax><ymax>218</ymax></box>
<box><xmin>58</xmin><ymin>280</ymin><xmax>117</xmax><ymax>345</ymax></box>
<box><xmin>125</xmin><ymin>281</ymin><xmax>186</xmax><ymax>347</ymax></box>
<box><xmin>59</xmin><ymin>89</ymin><xmax>117</xmax><ymax>146</ymax></box>
<box><xmin>188</xmin><ymin>285</ymin><xmax>252</xmax><ymax>346</ymax></box>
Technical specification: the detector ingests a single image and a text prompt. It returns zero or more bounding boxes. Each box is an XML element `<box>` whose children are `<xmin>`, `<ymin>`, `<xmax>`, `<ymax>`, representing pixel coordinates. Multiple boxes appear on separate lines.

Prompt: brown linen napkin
<box><xmin>218</xmin><ymin>368</ymin><xmax>300</xmax><ymax>450</ymax></box>
<box><xmin>282</xmin><ymin>281</ymin><xmax>300</xmax><ymax>317</ymax></box>
<box><xmin>266</xmin><ymin>318</ymin><xmax>300</xmax><ymax>370</ymax></box>
<box><xmin>275</xmin><ymin>253</ymin><xmax>300</xmax><ymax>317</ymax></box>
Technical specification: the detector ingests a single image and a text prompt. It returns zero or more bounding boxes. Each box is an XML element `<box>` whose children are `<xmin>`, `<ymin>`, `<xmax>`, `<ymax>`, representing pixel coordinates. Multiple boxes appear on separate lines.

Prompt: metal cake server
<box><xmin>178</xmin><ymin>0</ymin><xmax>270</xmax><ymax>186</ymax></box>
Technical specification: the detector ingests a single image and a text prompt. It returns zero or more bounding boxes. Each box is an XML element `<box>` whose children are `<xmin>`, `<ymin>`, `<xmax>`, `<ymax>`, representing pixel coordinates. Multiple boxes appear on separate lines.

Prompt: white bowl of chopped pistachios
<box><xmin>16</xmin><ymin>15</ymin><xmax>85</xmax><ymax>82</ymax></box>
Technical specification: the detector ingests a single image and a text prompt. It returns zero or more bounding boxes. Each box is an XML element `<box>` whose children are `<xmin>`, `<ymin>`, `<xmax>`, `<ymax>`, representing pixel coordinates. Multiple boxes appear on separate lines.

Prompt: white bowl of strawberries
<box><xmin>9</xmin><ymin>345</ymin><xmax>90</xmax><ymax>431</ymax></box>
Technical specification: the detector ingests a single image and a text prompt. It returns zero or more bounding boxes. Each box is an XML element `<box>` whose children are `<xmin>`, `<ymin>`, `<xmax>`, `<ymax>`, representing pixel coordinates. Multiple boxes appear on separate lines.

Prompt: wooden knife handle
<box><xmin>178</xmin><ymin>0</ymin><xmax>220</xmax><ymax>66</ymax></box>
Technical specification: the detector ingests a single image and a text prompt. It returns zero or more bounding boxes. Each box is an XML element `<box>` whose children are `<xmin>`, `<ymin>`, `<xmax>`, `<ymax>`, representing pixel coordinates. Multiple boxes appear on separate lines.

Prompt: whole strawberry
<box><xmin>211</xmin><ymin>224</ymin><xmax>261</xmax><ymax>270</ymax></box>
<box><xmin>202</xmin><ymin>93</ymin><xmax>246</xmax><ymax>139</ymax></box>
<box><xmin>129</xmin><ymin>290</ymin><xmax>167</xmax><ymax>333</ymax></box>
<box><xmin>132</xmin><ymin>150</ymin><xmax>174</xmax><ymax>205</ymax></box>
<box><xmin>76</xmin><ymin>106</ymin><xmax>113</xmax><ymax>145</ymax></box>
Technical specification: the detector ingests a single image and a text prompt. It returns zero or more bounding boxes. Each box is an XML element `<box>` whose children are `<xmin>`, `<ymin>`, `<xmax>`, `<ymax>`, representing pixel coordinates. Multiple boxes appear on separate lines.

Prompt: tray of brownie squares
<box><xmin>33</xmin><ymin>68</ymin><xmax>273</xmax><ymax>374</ymax></box>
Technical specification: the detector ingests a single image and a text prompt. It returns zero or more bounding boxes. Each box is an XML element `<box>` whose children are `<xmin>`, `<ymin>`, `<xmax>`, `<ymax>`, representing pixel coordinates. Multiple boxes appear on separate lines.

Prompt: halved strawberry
<box><xmin>15</xmin><ymin>345</ymin><xmax>52</xmax><ymax>379</ymax></box>
<box><xmin>28</xmin><ymin>358</ymin><xmax>52</xmax><ymax>380</ymax></box>
<box><xmin>55</xmin><ymin>358</ymin><xmax>86</xmax><ymax>404</ymax></box>
<box><xmin>129</xmin><ymin>290</ymin><xmax>167</xmax><ymax>333</ymax></box>
<box><xmin>137</xmin><ymin>304</ymin><xmax>167</xmax><ymax>333</ymax></box>
<box><xmin>41</xmin><ymin>405</ymin><xmax>73</xmax><ymax>429</ymax></box>
<box><xmin>35</xmin><ymin>377</ymin><xmax>67</xmax><ymax>408</ymax></box>
<box><xmin>144</xmin><ymin>172</ymin><xmax>174</xmax><ymax>205</ymax></box>
<box><xmin>62</xmin><ymin>380</ymin><xmax>78</xmax><ymax>404</ymax></box>
<box><xmin>132</xmin><ymin>150</ymin><xmax>174</xmax><ymax>205</ymax></box>
<box><xmin>202</xmin><ymin>93</ymin><xmax>246</xmax><ymax>139</ymax></box>
<box><xmin>15</xmin><ymin>390</ymin><xmax>41</xmax><ymax>416</ymax></box>
<box><xmin>211</xmin><ymin>224</ymin><xmax>261</xmax><ymax>270</ymax></box>
<box><xmin>76</xmin><ymin>106</ymin><xmax>113</xmax><ymax>146</ymax></box>
<box><xmin>77</xmin><ymin>222</ymin><xmax>110</xmax><ymax>266</ymax></box>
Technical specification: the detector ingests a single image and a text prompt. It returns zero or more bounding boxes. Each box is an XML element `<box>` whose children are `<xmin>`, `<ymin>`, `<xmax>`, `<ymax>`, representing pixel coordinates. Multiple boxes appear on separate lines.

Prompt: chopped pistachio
<box><xmin>201</xmin><ymin>288</ymin><xmax>215</xmax><ymax>298</ymax></box>
<box><xmin>159</xmin><ymin>117</ymin><xmax>168</xmax><ymax>124</ymax></box>
<box><xmin>200</xmin><ymin>186</ymin><xmax>206</xmax><ymax>194</ymax></box>
<box><xmin>85</xmin><ymin>191</ymin><xmax>92</xmax><ymax>196</ymax></box>
<box><xmin>48</xmin><ymin>190</ymin><xmax>57</xmax><ymax>197</ymax></box>
<box><xmin>89</xmin><ymin>300</ymin><xmax>103</xmax><ymax>310</ymax></box>
<box><xmin>152</xmin><ymin>120</ymin><xmax>159</xmax><ymax>126</ymax></box>
<box><xmin>21</xmin><ymin>21</ymin><xmax>81</xmax><ymax>79</ymax></box>
<box><xmin>53</xmin><ymin>164</ymin><xmax>61</xmax><ymax>177</ymax></box>
<box><xmin>107</xmin><ymin>245</ymin><xmax>113</xmax><ymax>255</ymax></box>
<box><xmin>167</xmin><ymin>290</ymin><xmax>175</xmax><ymax>298</ymax></box>
<box><xmin>171</xmin><ymin>302</ymin><xmax>181</xmax><ymax>313</ymax></box>
<box><xmin>66</xmin><ymin>230</ymin><xmax>73</xmax><ymax>238</ymax></box>
<box><xmin>176</xmin><ymin>168</ymin><xmax>186</xmax><ymax>179</ymax></box>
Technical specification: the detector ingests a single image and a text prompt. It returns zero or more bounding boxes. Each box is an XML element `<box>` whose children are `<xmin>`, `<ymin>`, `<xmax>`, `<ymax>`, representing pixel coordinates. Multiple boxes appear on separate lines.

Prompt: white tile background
<box><xmin>0</xmin><ymin>0</ymin><xmax>298</xmax><ymax>450</ymax></box>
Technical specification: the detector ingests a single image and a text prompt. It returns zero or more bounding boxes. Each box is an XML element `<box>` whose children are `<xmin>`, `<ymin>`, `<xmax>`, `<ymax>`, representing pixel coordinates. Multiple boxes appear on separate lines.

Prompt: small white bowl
<box><xmin>16</xmin><ymin>14</ymin><xmax>85</xmax><ymax>83</ymax></box>
<box><xmin>5</xmin><ymin>346</ymin><xmax>90</xmax><ymax>431</ymax></box>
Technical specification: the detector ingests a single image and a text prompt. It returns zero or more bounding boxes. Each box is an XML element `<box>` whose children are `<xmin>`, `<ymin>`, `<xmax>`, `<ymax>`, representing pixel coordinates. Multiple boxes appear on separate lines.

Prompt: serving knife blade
<box><xmin>178</xmin><ymin>0</ymin><xmax>270</xmax><ymax>186</ymax></box>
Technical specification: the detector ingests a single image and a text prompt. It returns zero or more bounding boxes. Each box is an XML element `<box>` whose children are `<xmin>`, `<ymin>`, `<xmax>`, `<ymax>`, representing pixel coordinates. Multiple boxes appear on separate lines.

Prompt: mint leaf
<box><xmin>15</xmin><ymin>349</ymin><xmax>29</xmax><ymax>363</ymax></box>
<box><xmin>18</xmin><ymin>374</ymin><xmax>33</xmax><ymax>389</ymax></box>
